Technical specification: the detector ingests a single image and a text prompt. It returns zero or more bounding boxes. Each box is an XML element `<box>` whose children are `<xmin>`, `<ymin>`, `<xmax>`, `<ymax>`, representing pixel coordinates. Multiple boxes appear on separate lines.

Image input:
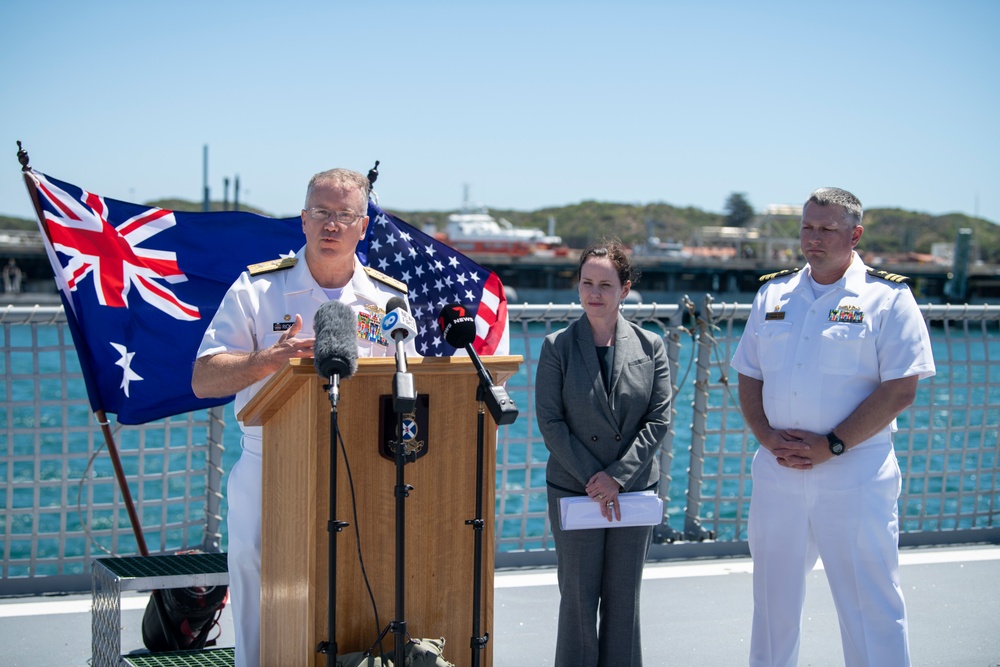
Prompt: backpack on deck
<box><xmin>141</xmin><ymin>583</ymin><xmax>229</xmax><ymax>651</ymax></box>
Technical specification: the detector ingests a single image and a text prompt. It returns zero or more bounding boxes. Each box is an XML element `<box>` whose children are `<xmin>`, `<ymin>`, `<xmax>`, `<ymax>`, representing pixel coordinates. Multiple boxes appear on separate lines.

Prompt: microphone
<box><xmin>438</xmin><ymin>304</ymin><xmax>518</xmax><ymax>426</ymax></box>
<box><xmin>313</xmin><ymin>300</ymin><xmax>359</xmax><ymax>408</ymax></box>
<box><xmin>438</xmin><ymin>303</ymin><xmax>477</xmax><ymax>348</ymax></box>
<box><xmin>381</xmin><ymin>296</ymin><xmax>417</xmax><ymax>414</ymax></box>
<box><xmin>380</xmin><ymin>296</ymin><xmax>418</xmax><ymax>344</ymax></box>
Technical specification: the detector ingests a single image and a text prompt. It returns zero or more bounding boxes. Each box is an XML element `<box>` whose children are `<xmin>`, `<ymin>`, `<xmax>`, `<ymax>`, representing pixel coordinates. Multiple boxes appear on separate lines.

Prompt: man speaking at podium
<box><xmin>192</xmin><ymin>168</ymin><xmax>413</xmax><ymax>667</ymax></box>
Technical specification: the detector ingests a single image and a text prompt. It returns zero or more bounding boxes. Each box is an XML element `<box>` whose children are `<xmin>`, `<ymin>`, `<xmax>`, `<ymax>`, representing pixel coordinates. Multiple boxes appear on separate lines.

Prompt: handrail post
<box><xmin>684</xmin><ymin>294</ymin><xmax>716</xmax><ymax>541</ymax></box>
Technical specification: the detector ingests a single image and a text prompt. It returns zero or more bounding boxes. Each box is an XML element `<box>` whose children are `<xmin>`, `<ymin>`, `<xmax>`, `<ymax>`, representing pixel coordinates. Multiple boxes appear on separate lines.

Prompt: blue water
<box><xmin>4</xmin><ymin>320</ymin><xmax>998</xmax><ymax>561</ymax></box>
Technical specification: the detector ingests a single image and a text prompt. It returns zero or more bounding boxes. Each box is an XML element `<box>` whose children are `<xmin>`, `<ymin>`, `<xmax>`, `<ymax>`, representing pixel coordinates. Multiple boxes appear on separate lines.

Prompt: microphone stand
<box><xmin>462</xmin><ymin>347</ymin><xmax>518</xmax><ymax>667</ymax></box>
<box><xmin>317</xmin><ymin>377</ymin><xmax>349</xmax><ymax>667</ymax></box>
<box><xmin>467</xmin><ymin>385</ymin><xmax>490</xmax><ymax>667</ymax></box>
<box><xmin>370</xmin><ymin>338</ymin><xmax>416</xmax><ymax>665</ymax></box>
<box><xmin>391</xmin><ymin>406</ymin><xmax>412</xmax><ymax>667</ymax></box>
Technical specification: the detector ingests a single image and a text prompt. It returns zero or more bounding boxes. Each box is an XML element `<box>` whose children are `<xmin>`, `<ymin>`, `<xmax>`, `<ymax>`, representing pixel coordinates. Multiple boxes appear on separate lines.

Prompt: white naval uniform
<box><xmin>196</xmin><ymin>246</ymin><xmax>414</xmax><ymax>667</ymax></box>
<box><xmin>730</xmin><ymin>252</ymin><xmax>935</xmax><ymax>667</ymax></box>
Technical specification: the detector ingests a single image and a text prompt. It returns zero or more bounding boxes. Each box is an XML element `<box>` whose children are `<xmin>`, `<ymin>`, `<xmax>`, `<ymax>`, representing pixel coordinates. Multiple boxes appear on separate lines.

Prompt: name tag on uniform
<box><xmin>765</xmin><ymin>312</ymin><xmax>785</xmax><ymax>320</ymax></box>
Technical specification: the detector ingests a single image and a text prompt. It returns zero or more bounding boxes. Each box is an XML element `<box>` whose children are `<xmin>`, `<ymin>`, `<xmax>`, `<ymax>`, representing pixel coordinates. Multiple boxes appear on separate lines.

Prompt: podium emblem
<box><xmin>401</xmin><ymin>418</ymin><xmax>418</xmax><ymax>440</ymax></box>
<box><xmin>378</xmin><ymin>394</ymin><xmax>430</xmax><ymax>461</ymax></box>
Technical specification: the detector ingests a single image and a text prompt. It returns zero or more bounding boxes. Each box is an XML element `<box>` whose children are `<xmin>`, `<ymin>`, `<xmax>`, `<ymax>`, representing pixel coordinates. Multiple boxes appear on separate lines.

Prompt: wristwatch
<box><xmin>826</xmin><ymin>431</ymin><xmax>846</xmax><ymax>456</ymax></box>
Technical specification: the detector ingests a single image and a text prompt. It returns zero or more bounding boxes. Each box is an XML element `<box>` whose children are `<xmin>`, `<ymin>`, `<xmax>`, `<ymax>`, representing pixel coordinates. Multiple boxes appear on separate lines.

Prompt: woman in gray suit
<box><xmin>536</xmin><ymin>238</ymin><xmax>672</xmax><ymax>667</ymax></box>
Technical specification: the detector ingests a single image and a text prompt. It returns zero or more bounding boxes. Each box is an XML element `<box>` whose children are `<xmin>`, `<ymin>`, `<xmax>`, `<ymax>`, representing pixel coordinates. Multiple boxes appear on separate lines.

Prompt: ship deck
<box><xmin>2</xmin><ymin>543</ymin><xmax>998</xmax><ymax>666</ymax></box>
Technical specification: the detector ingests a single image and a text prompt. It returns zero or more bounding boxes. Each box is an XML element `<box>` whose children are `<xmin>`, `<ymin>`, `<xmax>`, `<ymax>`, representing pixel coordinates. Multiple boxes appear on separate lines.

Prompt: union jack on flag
<box><xmin>25</xmin><ymin>170</ymin><xmax>508</xmax><ymax>425</ymax></box>
<box><xmin>36</xmin><ymin>177</ymin><xmax>201</xmax><ymax>320</ymax></box>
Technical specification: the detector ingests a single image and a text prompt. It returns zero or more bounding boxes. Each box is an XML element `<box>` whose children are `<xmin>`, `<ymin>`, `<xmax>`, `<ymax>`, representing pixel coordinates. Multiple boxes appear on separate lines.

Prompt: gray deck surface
<box><xmin>1</xmin><ymin>544</ymin><xmax>998</xmax><ymax>666</ymax></box>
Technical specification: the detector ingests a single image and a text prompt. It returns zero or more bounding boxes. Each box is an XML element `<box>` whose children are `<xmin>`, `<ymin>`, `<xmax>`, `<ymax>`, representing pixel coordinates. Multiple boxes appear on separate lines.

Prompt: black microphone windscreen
<box><xmin>385</xmin><ymin>296</ymin><xmax>408</xmax><ymax>314</ymax></box>
<box><xmin>438</xmin><ymin>303</ymin><xmax>477</xmax><ymax>348</ymax></box>
<box><xmin>313</xmin><ymin>300</ymin><xmax>358</xmax><ymax>379</ymax></box>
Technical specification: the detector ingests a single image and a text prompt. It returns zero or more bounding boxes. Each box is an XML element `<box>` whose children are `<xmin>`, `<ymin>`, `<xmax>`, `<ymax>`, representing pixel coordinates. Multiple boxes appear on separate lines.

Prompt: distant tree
<box><xmin>724</xmin><ymin>192</ymin><xmax>755</xmax><ymax>227</ymax></box>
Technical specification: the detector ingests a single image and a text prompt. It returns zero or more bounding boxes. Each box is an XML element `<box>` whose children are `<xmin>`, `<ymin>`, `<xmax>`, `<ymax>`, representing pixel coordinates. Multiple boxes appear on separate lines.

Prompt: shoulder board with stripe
<box><xmin>758</xmin><ymin>267</ymin><xmax>801</xmax><ymax>283</ymax></box>
<box><xmin>364</xmin><ymin>266</ymin><xmax>408</xmax><ymax>294</ymax></box>
<box><xmin>247</xmin><ymin>256</ymin><xmax>298</xmax><ymax>276</ymax></box>
<box><xmin>867</xmin><ymin>268</ymin><xmax>910</xmax><ymax>284</ymax></box>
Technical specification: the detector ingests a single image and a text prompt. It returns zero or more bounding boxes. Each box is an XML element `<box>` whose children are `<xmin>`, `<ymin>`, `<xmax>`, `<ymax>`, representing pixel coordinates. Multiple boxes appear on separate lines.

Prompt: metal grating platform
<box><xmin>123</xmin><ymin>648</ymin><xmax>235</xmax><ymax>667</ymax></box>
<box><xmin>97</xmin><ymin>553</ymin><xmax>230</xmax><ymax>590</ymax></box>
<box><xmin>92</xmin><ymin>553</ymin><xmax>230</xmax><ymax>667</ymax></box>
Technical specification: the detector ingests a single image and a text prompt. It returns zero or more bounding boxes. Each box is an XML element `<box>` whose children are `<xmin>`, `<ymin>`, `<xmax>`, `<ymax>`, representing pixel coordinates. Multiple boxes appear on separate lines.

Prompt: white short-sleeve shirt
<box><xmin>197</xmin><ymin>246</ymin><xmax>413</xmax><ymax>448</ymax></box>
<box><xmin>731</xmin><ymin>253</ymin><xmax>935</xmax><ymax>441</ymax></box>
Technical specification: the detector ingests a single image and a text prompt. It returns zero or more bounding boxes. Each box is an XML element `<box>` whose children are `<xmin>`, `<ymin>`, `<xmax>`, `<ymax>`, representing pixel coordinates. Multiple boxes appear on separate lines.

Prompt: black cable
<box><xmin>334</xmin><ymin>418</ymin><xmax>388</xmax><ymax>661</ymax></box>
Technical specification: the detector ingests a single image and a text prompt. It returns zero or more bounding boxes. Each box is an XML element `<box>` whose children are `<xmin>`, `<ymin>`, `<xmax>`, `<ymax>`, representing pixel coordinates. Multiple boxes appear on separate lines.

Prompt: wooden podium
<box><xmin>239</xmin><ymin>355</ymin><xmax>521</xmax><ymax>667</ymax></box>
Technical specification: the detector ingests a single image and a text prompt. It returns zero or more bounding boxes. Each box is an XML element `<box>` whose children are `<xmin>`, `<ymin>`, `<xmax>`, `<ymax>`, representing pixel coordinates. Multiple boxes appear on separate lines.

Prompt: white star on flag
<box><xmin>111</xmin><ymin>343</ymin><xmax>144</xmax><ymax>397</ymax></box>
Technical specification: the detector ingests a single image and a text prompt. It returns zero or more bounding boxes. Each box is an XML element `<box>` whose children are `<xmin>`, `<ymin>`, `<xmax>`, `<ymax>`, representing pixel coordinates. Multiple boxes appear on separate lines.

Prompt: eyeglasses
<box><xmin>303</xmin><ymin>208</ymin><xmax>365</xmax><ymax>225</ymax></box>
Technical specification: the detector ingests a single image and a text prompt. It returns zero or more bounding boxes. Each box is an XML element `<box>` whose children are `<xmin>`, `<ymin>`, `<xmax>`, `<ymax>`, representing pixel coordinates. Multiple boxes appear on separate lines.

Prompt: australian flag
<box><xmin>25</xmin><ymin>170</ymin><xmax>508</xmax><ymax>425</ymax></box>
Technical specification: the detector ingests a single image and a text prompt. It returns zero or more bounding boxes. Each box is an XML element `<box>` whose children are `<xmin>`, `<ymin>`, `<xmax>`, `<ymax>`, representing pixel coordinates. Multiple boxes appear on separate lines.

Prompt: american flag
<box><xmin>359</xmin><ymin>205</ymin><xmax>508</xmax><ymax>357</ymax></box>
<box><xmin>25</xmin><ymin>170</ymin><xmax>508</xmax><ymax>425</ymax></box>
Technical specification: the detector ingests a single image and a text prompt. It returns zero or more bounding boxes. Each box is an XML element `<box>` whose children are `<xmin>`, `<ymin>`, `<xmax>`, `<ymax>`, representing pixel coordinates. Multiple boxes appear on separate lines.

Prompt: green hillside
<box><xmin>144</xmin><ymin>199</ymin><xmax>273</xmax><ymax>216</ymax></box>
<box><xmin>396</xmin><ymin>201</ymin><xmax>724</xmax><ymax>249</ymax></box>
<box><xmin>0</xmin><ymin>214</ymin><xmax>37</xmax><ymax>231</ymax></box>
<box><xmin>862</xmin><ymin>209</ymin><xmax>999</xmax><ymax>263</ymax></box>
<box><xmin>391</xmin><ymin>202</ymin><xmax>999</xmax><ymax>264</ymax></box>
<box><xmin>4</xmin><ymin>200</ymin><xmax>997</xmax><ymax>264</ymax></box>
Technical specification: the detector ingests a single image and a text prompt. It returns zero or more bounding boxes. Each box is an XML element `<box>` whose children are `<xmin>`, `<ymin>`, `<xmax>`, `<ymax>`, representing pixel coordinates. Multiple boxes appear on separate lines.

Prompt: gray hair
<box><xmin>806</xmin><ymin>187</ymin><xmax>863</xmax><ymax>227</ymax></box>
<box><xmin>305</xmin><ymin>168</ymin><xmax>371</xmax><ymax>210</ymax></box>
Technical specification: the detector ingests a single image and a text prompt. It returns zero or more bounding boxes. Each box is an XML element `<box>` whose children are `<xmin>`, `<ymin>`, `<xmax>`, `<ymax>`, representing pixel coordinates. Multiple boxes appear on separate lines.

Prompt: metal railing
<box><xmin>492</xmin><ymin>298</ymin><xmax>1000</xmax><ymax>565</ymax></box>
<box><xmin>2</xmin><ymin>299</ymin><xmax>998</xmax><ymax>592</ymax></box>
<box><xmin>1</xmin><ymin>306</ymin><xmax>225</xmax><ymax>595</ymax></box>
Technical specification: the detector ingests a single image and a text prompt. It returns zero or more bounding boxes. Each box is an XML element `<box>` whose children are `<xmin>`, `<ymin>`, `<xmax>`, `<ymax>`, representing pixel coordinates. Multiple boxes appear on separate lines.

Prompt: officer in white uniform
<box><xmin>192</xmin><ymin>169</ymin><xmax>414</xmax><ymax>667</ymax></box>
<box><xmin>731</xmin><ymin>187</ymin><xmax>935</xmax><ymax>667</ymax></box>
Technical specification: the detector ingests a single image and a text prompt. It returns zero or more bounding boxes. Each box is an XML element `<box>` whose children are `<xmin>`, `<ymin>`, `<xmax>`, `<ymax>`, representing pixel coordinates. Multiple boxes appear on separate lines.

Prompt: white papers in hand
<box><xmin>559</xmin><ymin>491</ymin><xmax>663</xmax><ymax>530</ymax></box>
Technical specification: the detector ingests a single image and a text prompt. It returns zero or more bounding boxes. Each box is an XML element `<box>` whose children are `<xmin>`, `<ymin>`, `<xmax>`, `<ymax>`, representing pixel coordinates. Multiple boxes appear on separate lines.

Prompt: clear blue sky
<box><xmin>2</xmin><ymin>1</ymin><xmax>998</xmax><ymax>225</ymax></box>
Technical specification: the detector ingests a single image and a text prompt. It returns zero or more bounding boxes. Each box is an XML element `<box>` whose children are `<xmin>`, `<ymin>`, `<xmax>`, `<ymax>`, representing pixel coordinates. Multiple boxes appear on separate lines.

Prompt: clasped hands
<box><xmin>765</xmin><ymin>429</ymin><xmax>837</xmax><ymax>469</ymax></box>
<box><xmin>585</xmin><ymin>471</ymin><xmax>622</xmax><ymax>522</ymax></box>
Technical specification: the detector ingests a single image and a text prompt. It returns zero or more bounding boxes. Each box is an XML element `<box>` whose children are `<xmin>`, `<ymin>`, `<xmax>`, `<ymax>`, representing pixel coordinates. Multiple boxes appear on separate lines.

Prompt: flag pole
<box><xmin>93</xmin><ymin>409</ymin><xmax>151</xmax><ymax>556</ymax></box>
<box><xmin>18</xmin><ymin>142</ymin><xmax>179</xmax><ymax>649</ymax></box>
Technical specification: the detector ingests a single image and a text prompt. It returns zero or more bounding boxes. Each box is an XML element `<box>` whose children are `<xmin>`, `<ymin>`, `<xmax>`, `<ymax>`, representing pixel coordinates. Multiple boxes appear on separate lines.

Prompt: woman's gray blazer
<box><xmin>535</xmin><ymin>312</ymin><xmax>672</xmax><ymax>494</ymax></box>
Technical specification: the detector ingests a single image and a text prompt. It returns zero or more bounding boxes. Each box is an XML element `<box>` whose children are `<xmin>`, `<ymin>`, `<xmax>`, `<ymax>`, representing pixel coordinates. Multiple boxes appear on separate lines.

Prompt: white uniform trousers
<box><xmin>748</xmin><ymin>442</ymin><xmax>910</xmax><ymax>667</ymax></box>
<box><xmin>227</xmin><ymin>445</ymin><xmax>263</xmax><ymax>667</ymax></box>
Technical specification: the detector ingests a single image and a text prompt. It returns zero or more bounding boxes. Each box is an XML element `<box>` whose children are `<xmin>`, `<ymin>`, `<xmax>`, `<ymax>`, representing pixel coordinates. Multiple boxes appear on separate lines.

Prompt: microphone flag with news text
<box><xmin>380</xmin><ymin>296</ymin><xmax>418</xmax><ymax>414</ymax></box>
<box><xmin>380</xmin><ymin>296</ymin><xmax>418</xmax><ymax>344</ymax></box>
<box><xmin>23</xmin><ymin>168</ymin><xmax>509</xmax><ymax>425</ymax></box>
<box><xmin>438</xmin><ymin>303</ymin><xmax>519</xmax><ymax>426</ymax></box>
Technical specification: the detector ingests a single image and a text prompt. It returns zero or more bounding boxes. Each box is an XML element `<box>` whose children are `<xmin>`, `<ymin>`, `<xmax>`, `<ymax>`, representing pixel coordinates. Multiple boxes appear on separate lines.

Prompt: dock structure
<box><xmin>3</xmin><ymin>226</ymin><xmax>999</xmax><ymax>303</ymax></box>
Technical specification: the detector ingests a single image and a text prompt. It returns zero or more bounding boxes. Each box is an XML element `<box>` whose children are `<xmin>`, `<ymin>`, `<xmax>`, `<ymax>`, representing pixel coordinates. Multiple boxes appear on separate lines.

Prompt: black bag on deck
<box><xmin>141</xmin><ymin>584</ymin><xmax>228</xmax><ymax>651</ymax></box>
